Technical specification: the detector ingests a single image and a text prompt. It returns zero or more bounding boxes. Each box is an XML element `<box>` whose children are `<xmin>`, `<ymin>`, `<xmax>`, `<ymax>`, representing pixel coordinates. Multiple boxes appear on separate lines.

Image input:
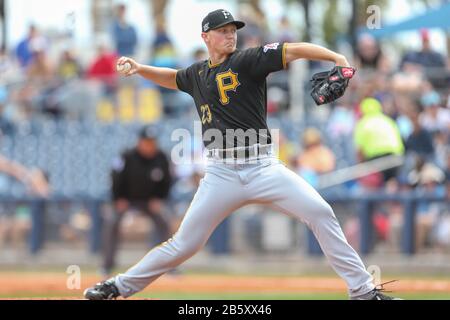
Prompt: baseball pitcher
<box><xmin>84</xmin><ymin>9</ymin><xmax>399</xmax><ymax>300</ymax></box>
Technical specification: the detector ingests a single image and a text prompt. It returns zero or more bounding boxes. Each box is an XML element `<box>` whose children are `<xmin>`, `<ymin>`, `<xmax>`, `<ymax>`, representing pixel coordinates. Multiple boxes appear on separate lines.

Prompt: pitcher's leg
<box><xmin>253</xmin><ymin>162</ymin><xmax>374</xmax><ymax>297</ymax></box>
<box><xmin>114</xmin><ymin>170</ymin><xmax>246</xmax><ymax>298</ymax></box>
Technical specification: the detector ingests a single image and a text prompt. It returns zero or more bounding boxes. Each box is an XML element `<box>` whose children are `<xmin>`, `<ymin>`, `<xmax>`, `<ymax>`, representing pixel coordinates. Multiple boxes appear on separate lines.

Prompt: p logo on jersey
<box><xmin>263</xmin><ymin>42</ymin><xmax>280</xmax><ymax>53</ymax></box>
<box><xmin>215</xmin><ymin>69</ymin><xmax>240</xmax><ymax>105</ymax></box>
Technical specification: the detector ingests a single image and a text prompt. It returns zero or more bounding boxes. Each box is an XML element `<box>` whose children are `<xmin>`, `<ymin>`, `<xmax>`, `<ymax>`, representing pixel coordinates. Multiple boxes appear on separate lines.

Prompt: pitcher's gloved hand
<box><xmin>310</xmin><ymin>66</ymin><xmax>356</xmax><ymax>105</ymax></box>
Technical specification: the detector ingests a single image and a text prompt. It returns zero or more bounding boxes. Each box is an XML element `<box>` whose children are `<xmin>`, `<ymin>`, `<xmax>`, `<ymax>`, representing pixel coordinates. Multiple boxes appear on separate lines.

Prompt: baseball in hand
<box><xmin>117</xmin><ymin>62</ymin><xmax>132</xmax><ymax>74</ymax></box>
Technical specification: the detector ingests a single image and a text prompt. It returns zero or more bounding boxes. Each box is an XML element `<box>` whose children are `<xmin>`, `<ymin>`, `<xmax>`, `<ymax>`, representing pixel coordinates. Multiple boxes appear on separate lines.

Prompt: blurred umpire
<box><xmin>102</xmin><ymin>125</ymin><xmax>173</xmax><ymax>275</ymax></box>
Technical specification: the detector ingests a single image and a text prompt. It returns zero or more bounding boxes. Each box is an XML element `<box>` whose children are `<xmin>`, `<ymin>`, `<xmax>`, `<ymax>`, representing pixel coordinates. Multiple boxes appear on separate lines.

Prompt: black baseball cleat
<box><xmin>84</xmin><ymin>278</ymin><xmax>120</xmax><ymax>300</ymax></box>
<box><xmin>351</xmin><ymin>288</ymin><xmax>401</xmax><ymax>300</ymax></box>
<box><xmin>351</xmin><ymin>280</ymin><xmax>402</xmax><ymax>300</ymax></box>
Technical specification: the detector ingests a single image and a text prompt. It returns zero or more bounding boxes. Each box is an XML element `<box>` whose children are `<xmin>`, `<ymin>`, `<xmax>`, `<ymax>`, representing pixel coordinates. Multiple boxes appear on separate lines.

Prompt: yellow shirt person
<box><xmin>354</xmin><ymin>98</ymin><xmax>404</xmax><ymax>160</ymax></box>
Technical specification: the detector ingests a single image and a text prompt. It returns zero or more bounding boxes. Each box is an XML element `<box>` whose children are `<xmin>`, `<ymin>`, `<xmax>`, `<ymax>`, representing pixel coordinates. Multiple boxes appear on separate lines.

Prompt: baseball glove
<box><xmin>310</xmin><ymin>66</ymin><xmax>356</xmax><ymax>105</ymax></box>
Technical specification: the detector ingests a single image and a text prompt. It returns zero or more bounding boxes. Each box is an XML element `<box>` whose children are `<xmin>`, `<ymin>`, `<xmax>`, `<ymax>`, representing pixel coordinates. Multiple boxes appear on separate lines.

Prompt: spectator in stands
<box><xmin>111</xmin><ymin>4</ymin><xmax>138</xmax><ymax>58</ymax></box>
<box><xmin>434</xmin><ymin>131</ymin><xmax>449</xmax><ymax>170</ymax></box>
<box><xmin>265</xmin><ymin>17</ymin><xmax>293</xmax><ymax>114</ymax></box>
<box><xmin>0</xmin><ymin>152</ymin><xmax>49</xmax><ymax>249</ymax></box>
<box><xmin>87</xmin><ymin>43</ymin><xmax>118</xmax><ymax>109</ymax></box>
<box><xmin>15</xmin><ymin>25</ymin><xmax>47</xmax><ymax>68</ymax></box>
<box><xmin>403</xmin><ymin>30</ymin><xmax>449</xmax><ymax>90</ymax></box>
<box><xmin>150</xmin><ymin>18</ymin><xmax>180</xmax><ymax>116</ymax></box>
<box><xmin>354</xmin><ymin>33</ymin><xmax>390</xmax><ymax>73</ymax></box>
<box><xmin>400</xmin><ymin>29</ymin><xmax>446</xmax><ymax>71</ymax></box>
<box><xmin>236</xmin><ymin>4</ymin><xmax>267</xmax><ymax>49</ymax></box>
<box><xmin>193</xmin><ymin>48</ymin><xmax>208</xmax><ymax>62</ymax></box>
<box><xmin>27</xmin><ymin>47</ymin><xmax>55</xmax><ymax>85</ymax></box>
<box><xmin>26</xmin><ymin>48</ymin><xmax>64</xmax><ymax>118</ymax></box>
<box><xmin>151</xmin><ymin>18</ymin><xmax>177</xmax><ymax>69</ymax></box>
<box><xmin>353</xmin><ymin>98</ymin><xmax>404</xmax><ymax>184</ymax></box>
<box><xmin>296</xmin><ymin>128</ymin><xmax>336</xmax><ymax>186</ymax></box>
<box><xmin>327</xmin><ymin>102</ymin><xmax>356</xmax><ymax>139</ymax></box>
<box><xmin>102</xmin><ymin>125</ymin><xmax>173</xmax><ymax>276</ymax></box>
<box><xmin>395</xmin><ymin>98</ymin><xmax>415</xmax><ymax>141</ymax></box>
<box><xmin>55</xmin><ymin>50</ymin><xmax>92</xmax><ymax>120</ymax></box>
<box><xmin>432</xmin><ymin>170</ymin><xmax>450</xmax><ymax>250</ymax></box>
<box><xmin>407</xmin><ymin>156</ymin><xmax>446</xmax><ymax>252</ymax></box>
<box><xmin>408</xmin><ymin>156</ymin><xmax>446</xmax><ymax>187</ymax></box>
<box><xmin>297</xmin><ymin>128</ymin><xmax>336</xmax><ymax>174</ymax></box>
<box><xmin>405</xmin><ymin>112</ymin><xmax>435</xmax><ymax>160</ymax></box>
<box><xmin>57</xmin><ymin>49</ymin><xmax>83</xmax><ymax>83</ymax></box>
<box><xmin>0</xmin><ymin>154</ymin><xmax>49</xmax><ymax>197</ymax></box>
<box><xmin>271</xmin><ymin>16</ymin><xmax>297</xmax><ymax>44</ymax></box>
<box><xmin>278</xmin><ymin>131</ymin><xmax>297</xmax><ymax>169</ymax></box>
<box><xmin>419</xmin><ymin>91</ymin><xmax>450</xmax><ymax>134</ymax></box>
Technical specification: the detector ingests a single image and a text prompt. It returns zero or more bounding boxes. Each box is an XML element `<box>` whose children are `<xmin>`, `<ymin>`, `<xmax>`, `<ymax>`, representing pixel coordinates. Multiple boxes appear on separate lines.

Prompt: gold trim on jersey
<box><xmin>215</xmin><ymin>69</ymin><xmax>240</xmax><ymax>105</ymax></box>
<box><xmin>282</xmin><ymin>43</ymin><xmax>288</xmax><ymax>69</ymax></box>
<box><xmin>208</xmin><ymin>59</ymin><xmax>222</xmax><ymax>68</ymax></box>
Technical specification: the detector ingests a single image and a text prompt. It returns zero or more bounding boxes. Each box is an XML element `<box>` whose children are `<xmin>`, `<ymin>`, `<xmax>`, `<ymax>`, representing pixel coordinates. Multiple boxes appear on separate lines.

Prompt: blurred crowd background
<box><xmin>0</xmin><ymin>0</ymin><xmax>449</xmax><ymax>269</ymax></box>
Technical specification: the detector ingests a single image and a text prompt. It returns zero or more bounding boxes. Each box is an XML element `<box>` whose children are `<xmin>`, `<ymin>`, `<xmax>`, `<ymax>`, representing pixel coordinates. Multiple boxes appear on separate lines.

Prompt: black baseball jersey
<box><xmin>176</xmin><ymin>42</ymin><xmax>287</xmax><ymax>149</ymax></box>
<box><xmin>111</xmin><ymin>149</ymin><xmax>172</xmax><ymax>201</ymax></box>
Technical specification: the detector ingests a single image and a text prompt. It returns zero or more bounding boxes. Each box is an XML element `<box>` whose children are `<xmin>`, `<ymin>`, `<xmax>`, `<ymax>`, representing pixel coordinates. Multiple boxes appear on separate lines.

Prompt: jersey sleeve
<box><xmin>236</xmin><ymin>42</ymin><xmax>288</xmax><ymax>79</ymax></box>
<box><xmin>176</xmin><ymin>64</ymin><xmax>196</xmax><ymax>95</ymax></box>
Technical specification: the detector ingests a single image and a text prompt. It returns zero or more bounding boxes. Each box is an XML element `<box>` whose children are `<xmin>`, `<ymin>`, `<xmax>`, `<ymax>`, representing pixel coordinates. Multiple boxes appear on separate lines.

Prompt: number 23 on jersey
<box><xmin>200</xmin><ymin>104</ymin><xmax>212</xmax><ymax>124</ymax></box>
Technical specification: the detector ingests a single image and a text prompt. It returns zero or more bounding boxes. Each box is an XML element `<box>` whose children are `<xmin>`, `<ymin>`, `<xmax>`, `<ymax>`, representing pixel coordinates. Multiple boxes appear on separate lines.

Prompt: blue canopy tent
<box><xmin>359</xmin><ymin>2</ymin><xmax>450</xmax><ymax>38</ymax></box>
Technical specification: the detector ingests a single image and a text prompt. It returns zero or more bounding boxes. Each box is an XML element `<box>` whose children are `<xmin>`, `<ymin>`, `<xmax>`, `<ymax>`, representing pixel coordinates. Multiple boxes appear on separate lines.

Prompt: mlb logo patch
<box><xmin>263</xmin><ymin>42</ymin><xmax>280</xmax><ymax>53</ymax></box>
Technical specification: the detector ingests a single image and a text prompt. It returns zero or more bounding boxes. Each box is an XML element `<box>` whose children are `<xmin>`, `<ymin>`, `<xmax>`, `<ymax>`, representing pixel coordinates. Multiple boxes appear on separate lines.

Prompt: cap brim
<box><xmin>211</xmin><ymin>20</ymin><xmax>245</xmax><ymax>31</ymax></box>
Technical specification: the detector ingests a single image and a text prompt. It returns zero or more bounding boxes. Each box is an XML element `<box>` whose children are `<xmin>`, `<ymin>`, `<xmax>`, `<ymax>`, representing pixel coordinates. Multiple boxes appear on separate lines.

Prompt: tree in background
<box><xmin>0</xmin><ymin>0</ymin><xmax>5</xmax><ymax>51</ymax></box>
<box><xmin>149</xmin><ymin>0</ymin><xmax>169</xmax><ymax>27</ymax></box>
<box><xmin>90</xmin><ymin>0</ymin><xmax>448</xmax><ymax>60</ymax></box>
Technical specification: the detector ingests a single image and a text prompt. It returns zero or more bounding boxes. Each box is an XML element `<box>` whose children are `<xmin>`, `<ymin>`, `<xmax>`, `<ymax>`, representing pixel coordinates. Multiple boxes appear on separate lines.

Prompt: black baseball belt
<box><xmin>207</xmin><ymin>144</ymin><xmax>273</xmax><ymax>160</ymax></box>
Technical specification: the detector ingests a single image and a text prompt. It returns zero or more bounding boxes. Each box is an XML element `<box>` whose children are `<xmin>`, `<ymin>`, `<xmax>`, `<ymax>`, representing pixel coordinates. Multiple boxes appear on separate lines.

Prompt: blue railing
<box><xmin>306</xmin><ymin>192</ymin><xmax>448</xmax><ymax>256</ymax></box>
<box><xmin>1</xmin><ymin>191</ymin><xmax>447</xmax><ymax>256</ymax></box>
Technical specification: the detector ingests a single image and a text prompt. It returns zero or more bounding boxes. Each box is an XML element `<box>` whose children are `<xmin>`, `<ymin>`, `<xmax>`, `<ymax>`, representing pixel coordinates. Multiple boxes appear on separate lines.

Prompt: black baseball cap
<box><xmin>139</xmin><ymin>125</ymin><xmax>158</xmax><ymax>140</ymax></box>
<box><xmin>202</xmin><ymin>9</ymin><xmax>245</xmax><ymax>33</ymax></box>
